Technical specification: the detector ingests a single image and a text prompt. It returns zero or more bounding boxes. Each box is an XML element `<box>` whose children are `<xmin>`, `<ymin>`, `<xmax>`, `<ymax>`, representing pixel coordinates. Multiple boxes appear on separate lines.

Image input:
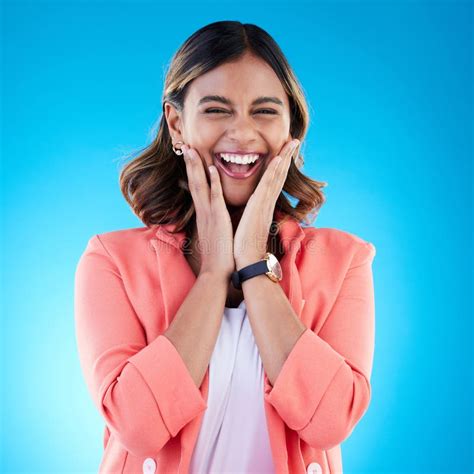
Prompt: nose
<box><xmin>225</xmin><ymin>113</ymin><xmax>262</xmax><ymax>146</ymax></box>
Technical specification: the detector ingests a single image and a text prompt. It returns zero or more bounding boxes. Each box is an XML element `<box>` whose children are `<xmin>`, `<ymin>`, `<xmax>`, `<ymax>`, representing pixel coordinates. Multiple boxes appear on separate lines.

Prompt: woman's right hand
<box><xmin>181</xmin><ymin>144</ymin><xmax>235</xmax><ymax>279</ymax></box>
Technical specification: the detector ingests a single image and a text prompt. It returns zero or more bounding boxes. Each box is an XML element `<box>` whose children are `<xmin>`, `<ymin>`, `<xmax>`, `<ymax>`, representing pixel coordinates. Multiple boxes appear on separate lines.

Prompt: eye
<box><xmin>204</xmin><ymin>108</ymin><xmax>229</xmax><ymax>114</ymax></box>
<box><xmin>256</xmin><ymin>109</ymin><xmax>278</xmax><ymax>115</ymax></box>
<box><xmin>204</xmin><ymin>108</ymin><xmax>278</xmax><ymax>115</ymax></box>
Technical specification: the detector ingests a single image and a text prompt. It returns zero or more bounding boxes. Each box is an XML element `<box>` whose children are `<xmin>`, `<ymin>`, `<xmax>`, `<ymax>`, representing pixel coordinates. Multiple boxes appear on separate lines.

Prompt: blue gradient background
<box><xmin>1</xmin><ymin>1</ymin><xmax>472</xmax><ymax>473</ymax></box>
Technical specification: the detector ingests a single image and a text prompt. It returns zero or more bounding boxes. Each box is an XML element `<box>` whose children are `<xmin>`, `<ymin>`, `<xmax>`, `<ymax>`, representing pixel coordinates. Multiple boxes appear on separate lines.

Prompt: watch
<box><xmin>231</xmin><ymin>252</ymin><xmax>283</xmax><ymax>290</ymax></box>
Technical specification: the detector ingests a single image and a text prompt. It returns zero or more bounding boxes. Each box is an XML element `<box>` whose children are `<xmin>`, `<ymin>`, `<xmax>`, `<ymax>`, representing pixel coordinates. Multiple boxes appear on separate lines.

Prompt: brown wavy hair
<box><xmin>118</xmin><ymin>20</ymin><xmax>327</xmax><ymax>251</ymax></box>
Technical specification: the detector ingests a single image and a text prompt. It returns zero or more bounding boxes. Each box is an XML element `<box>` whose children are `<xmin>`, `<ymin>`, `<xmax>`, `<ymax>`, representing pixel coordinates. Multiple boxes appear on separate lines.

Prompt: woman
<box><xmin>74</xmin><ymin>21</ymin><xmax>376</xmax><ymax>474</ymax></box>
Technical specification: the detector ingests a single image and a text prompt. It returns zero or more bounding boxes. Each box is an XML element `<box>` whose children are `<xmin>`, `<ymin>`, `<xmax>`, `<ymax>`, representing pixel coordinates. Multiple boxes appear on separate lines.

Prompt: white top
<box><xmin>189</xmin><ymin>299</ymin><xmax>276</xmax><ymax>474</ymax></box>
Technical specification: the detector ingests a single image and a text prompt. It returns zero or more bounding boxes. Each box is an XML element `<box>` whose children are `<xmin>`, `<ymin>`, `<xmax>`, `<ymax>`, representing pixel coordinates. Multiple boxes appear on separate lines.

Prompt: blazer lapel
<box><xmin>149</xmin><ymin>225</ymin><xmax>195</xmax><ymax>328</ymax></box>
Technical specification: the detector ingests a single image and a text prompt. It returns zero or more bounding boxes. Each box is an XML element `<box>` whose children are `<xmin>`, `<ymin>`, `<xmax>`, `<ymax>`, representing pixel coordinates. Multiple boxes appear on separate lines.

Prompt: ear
<box><xmin>164</xmin><ymin>102</ymin><xmax>184</xmax><ymax>142</ymax></box>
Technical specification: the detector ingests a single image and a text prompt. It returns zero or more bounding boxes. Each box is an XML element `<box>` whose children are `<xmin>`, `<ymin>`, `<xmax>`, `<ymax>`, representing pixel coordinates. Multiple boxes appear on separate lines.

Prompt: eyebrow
<box><xmin>198</xmin><ymin>95</ymin><xmax>284</xmax><ymax>107</ymax></box>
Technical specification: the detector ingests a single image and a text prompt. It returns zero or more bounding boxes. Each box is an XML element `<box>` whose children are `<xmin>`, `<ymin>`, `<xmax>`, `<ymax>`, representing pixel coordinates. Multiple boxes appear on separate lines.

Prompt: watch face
<box><xmin>265</xmin><ymin>252</ymin><xmax>282</xmax><ymax>280</ymax></box>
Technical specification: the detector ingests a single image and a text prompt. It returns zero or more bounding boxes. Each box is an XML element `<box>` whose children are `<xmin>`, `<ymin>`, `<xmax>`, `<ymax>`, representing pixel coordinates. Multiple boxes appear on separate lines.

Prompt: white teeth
<box><xmin>218</xmin><ymin>153</ymin><xmax>261</xmax><ymax>164</ymax></box>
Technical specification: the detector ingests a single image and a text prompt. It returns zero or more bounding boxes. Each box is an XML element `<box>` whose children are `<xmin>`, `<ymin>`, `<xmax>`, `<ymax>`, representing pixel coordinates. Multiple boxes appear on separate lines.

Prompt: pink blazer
<box><xmin>74</xmin><ymin>212</ymin><xmax>376</xmax><ymax>474</ymax></box>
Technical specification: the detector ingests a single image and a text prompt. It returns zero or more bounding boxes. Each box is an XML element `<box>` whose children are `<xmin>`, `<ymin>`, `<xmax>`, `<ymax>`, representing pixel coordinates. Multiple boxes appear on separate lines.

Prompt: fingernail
<box><xmin>292</xmin><ymin>139</ymin><xmax>300</xmax><ymax>148</ymax></box>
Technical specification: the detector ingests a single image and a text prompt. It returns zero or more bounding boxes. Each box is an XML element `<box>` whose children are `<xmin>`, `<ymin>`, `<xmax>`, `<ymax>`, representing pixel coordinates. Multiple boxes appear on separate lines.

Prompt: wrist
<box><xmin>198</xmin><ymin>270</ymin><xmax>230</xmax><ymax>286</ymax></box>
<box><xmin>235</xmin><ymin>255</ymin><xmax>266</xmax><ymax>271</ymax></box>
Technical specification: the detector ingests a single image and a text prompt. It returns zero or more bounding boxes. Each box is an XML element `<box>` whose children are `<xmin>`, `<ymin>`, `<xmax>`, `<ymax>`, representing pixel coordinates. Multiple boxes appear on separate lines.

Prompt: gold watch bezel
<box><xmin>264</xmin><ymin>252</ymin><xmax>282</xmax><ymax>282</ymax></box>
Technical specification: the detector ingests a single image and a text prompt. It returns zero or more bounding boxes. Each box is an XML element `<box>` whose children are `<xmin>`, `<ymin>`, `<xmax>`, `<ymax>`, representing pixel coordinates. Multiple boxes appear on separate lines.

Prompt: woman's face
<box><xmin>165</xmin><ymin>52</ymin><xmax>293</xmax><ymax>209</ymax></box>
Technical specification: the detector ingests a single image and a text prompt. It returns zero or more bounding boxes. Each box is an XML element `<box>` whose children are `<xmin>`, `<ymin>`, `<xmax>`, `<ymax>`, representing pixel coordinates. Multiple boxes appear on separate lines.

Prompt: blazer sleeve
<box><xmin>264</xmin><ymin>241</ymin><xmax>376</xmax><ymax>450</ymax></box>
<box><xmin>74</xmin><ymin>235</ymin><xmax>208</xmax><ymax>458</ymax></box>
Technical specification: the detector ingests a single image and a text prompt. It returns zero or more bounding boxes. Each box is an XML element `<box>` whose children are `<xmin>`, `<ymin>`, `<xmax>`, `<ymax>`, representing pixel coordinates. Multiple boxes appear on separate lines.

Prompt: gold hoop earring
<box><xmin>172</xmin><ymin>141</ymin><xmax>185</xmax><ymax>156</ymax></box>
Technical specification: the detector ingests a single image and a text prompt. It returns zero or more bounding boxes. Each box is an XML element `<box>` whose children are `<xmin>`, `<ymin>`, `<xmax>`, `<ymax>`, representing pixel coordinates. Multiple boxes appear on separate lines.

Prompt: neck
<box><xmin>227</xmin><ymin>204</ymin><xmax>246</xmax><ymax>234</ymax></box>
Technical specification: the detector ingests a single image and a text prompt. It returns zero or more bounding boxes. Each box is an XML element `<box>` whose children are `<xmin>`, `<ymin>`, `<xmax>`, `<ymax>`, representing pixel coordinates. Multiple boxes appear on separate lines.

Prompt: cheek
<box><xmin>265</xmin><ymin>128</ymin><xmax>292</xmax><ymax>157</ymax></box>
<box><xmin>187</xmin><ymin>116</ymin><xmax>221</xmax><ymax>141</ymax></box>
<box><xmin>184</xmin><ymin>131</ymin><xmax>218</xmax><ymax>164</ymax></box>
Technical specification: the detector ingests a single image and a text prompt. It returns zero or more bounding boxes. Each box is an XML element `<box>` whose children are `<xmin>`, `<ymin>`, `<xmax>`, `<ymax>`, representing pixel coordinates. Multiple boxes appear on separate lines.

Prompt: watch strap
<box><xmin>231</xmin><ymin>260</ymin><xmax>269</xmax><ymax>290</ymax></box>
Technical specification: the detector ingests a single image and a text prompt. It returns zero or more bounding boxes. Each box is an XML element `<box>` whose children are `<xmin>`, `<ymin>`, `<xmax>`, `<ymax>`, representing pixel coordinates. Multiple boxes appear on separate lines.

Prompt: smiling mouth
<box><xmin>212</xmin><ymin>153</ymin><xmax>268</xmax><ymax>180</ymax></box>
<box><xmin>214</xmin><ymin>153</ymin><xmax>267</xmax><ymax>174</ymax></box>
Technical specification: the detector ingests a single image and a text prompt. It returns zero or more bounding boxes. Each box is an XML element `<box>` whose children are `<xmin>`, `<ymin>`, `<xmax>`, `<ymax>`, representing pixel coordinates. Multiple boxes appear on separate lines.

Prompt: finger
<box><xmin>255</xmin><ymin>139</ymin><xmax>299</xmax><ymax>200</ymax></box>
<box><xmin>270</xmin><ymin>140</ymin><xmax>299</xmax><ymax>200</ymax></box>
<box><xmin>246</xmin><ymin>156</ymin><xmax>279</xmax><ymax>217</ymax></box>
<box><xmin>208</xmin><ymin>165</ymin><xmax>226</xmax><ymax>212</ymax></box>
<box><xmin>266</xmin><ymin>154</ymin><xmax>284</xmax><ymax>192</ymax></box>
<box><xmin>280</xmin><ymin>139</ymin><xmax>300</xmax><ymax>176</ymax></box>
<box><xmin>288</xmin><ymin>138</ymin><xmax>301</xmax><ymax>162</ymax></box>
<box><xmin>182</xmin><ymin>145</ymin><xmax>211</xmax><ymax>213</ymax></box>
<box><xmin>247</xmin><ymin>155</ymin><xmax>279</xmax><ymax>209</ymax></box>
<box><xmin>281</xmin><ymin>139</ymin><xmax>299</xmax><ymax>164</ymax></box>
<box><xmin>270</xmin><ymin>138</ymin><xmax>296</xmax><ymax>175</ymax></box>
<box><xmin>262</xmin><ymin>154</ymin><xmax>282</xmax><ymax>186</ymax></box>
<box><xmin>269</xmin><ymin>157</ymin><xmax>284</xmax><ymax>200</ymax></box>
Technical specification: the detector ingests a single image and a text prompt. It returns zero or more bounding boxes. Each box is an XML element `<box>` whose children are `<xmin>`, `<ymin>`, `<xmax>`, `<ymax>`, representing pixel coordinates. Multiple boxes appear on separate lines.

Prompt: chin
<box><xmin>222</xmin><ymin>188</ymin><xmax>252</xmax><ymax>207</ymax></box>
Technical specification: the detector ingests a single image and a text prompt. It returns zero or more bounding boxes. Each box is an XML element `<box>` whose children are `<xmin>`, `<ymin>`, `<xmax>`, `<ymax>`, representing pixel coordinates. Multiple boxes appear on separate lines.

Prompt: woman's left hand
<box><xmin>233</xmin><ymin>138</ymin><xmax>300</xmax><ymax>270</ymax></box>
